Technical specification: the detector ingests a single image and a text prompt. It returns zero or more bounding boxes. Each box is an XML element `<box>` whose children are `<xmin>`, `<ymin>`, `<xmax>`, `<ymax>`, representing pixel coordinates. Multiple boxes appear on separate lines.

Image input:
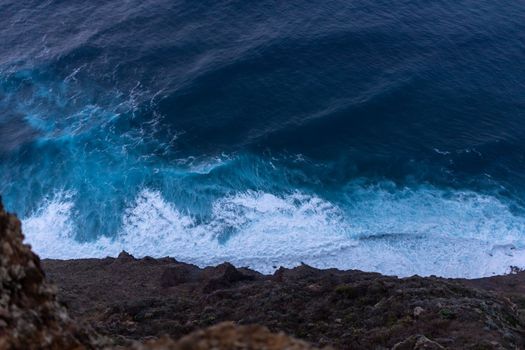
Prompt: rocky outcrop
<box><xmin>2</xmin><ymin>197</ymin><xmax>525</xmax><ymax>349</ymax></box>
<box><xmin>44</xmin><ymin>254</ymin><xmax>525</xmax><ymax>349</ymax></box>
<box><xmin>0</xmin><ymin>199</ymin><xmax>103</xmax><ymax>349</ymax></box>
<box><xmin>0</xmin><ymin>199</ymin><xmax>322</xmax><ymax>349</ymax></box>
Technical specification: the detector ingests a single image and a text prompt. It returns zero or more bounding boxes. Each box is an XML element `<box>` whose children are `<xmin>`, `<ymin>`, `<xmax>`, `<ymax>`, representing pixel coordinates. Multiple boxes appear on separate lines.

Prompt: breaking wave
<box><xmin>2</xmin><ymin>0</ymin><xmax>525</xmax><ymax>278</ymax></box>
<box><xmin>22</xmin><ymin>185</ymin><xmax>525</xmax><ymax>278</ymax></box>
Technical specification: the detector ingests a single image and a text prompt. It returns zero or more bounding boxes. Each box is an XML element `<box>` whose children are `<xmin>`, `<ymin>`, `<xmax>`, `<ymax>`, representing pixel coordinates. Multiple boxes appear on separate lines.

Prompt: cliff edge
<box><xmin>1</xmin><ymin>198</ymin><xmax>525</xmax><ymax>349</ymax></box>
<box><xmin>0</xmin><ymin>199</ymin><xmax>318</xmax><ymax>349</ymax></box>
<box><xmin>0</xmin><ymin>199</ymin><xmax>104</xmax><ymax>349</ymax></box>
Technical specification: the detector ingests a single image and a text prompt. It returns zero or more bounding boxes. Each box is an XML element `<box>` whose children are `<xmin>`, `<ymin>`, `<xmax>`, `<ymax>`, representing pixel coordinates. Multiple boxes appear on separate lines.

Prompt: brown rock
<box><xmin>133</xmin><ymin>322</ymin><xmax>321</xmax><ymax>350</ymax></box>
<box><xmin>0</xmin><ymin>197</ymin><xmax>104</xmax><ymax>349</ymax></box>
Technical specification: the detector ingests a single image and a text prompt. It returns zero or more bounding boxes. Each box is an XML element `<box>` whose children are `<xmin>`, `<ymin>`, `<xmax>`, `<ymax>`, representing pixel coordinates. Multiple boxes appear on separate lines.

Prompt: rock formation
<box><xmin>2</xmin><ymin>197</ymin><xmax>525</xmax><ymax>349</ymax></box>
<box><xmin>0</xmin><ymin>198</ymin><xmax>319</xmax><ymax>349</ymax></box>
<box><xmin>0</xmin><ymin>199</ymin><xmax>103</xmax><ymax>349</ymax></box>
<box><xmin>45</xmin><ymin>253</ymin><xmax>525</xmax><ymax>349</ymax></box>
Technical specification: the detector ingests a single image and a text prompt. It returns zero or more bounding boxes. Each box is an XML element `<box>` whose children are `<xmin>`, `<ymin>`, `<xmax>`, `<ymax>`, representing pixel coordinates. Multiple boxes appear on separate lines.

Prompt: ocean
<box><xmin>1</xmin><ymin>0</ymin><xmax>525</xmax><ymax>277</ymax></box>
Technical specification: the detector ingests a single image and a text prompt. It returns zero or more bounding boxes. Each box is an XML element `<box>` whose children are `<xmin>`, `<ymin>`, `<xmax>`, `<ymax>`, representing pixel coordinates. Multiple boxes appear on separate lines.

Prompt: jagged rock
<box><xmin>0</xmin><ymin>197</ymin><xmax>103</xmax><ymax>349</ymax></box>
<box><xmin>0</xmin><ymin>198</ymin><xmax>322</xmax><ymax>350</ymax></box>
<box><xmin>43</xmin><ymin>254</ymin><xmax>525</xmax><ymax>349</ymax></box>
<box><xmin>2</xmin><ymin>196</ymin><xmax>525</xmax><ymax>350</ymax></box>
<box><xmin>202</xmin><ymin>262</ymin><xmax>255</xmax><ymax>293</ymax></box>
<box><xmin>116</xmin><ymin>251</ymin><xmax>135</xmax><ymax>262</ymax></box>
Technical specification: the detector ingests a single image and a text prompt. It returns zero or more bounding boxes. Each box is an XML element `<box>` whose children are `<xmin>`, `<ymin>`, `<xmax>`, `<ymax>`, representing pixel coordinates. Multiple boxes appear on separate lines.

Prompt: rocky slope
<box><xmin>0</xmin><ymin>199</ymin><xmax>104</xmax><ymax>349</ymax></box>
<box><xmin>43</xmin><ymin>253</ymin><xmax>525</xmax><ymax>349</ymax></box>
<box><xmin>1</xmin><ymin>197</ymin><xmax>525</xmax><ymax>349</ymax></box>
<box><xmin>0</xmin><ymin>199</ymin><xmax>318</xmax><ymax>350</ymax></box>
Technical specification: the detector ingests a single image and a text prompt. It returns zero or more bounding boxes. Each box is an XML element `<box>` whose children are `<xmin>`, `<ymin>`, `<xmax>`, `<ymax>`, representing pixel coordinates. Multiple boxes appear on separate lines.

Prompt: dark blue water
<box><xmin>1</xmin><ymin>0</ymin><xmax>525</xmax><ymax>277</ymax></box>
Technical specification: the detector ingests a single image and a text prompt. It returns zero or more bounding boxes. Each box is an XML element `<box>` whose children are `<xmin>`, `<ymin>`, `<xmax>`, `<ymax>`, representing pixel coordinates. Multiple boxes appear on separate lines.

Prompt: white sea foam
<box><xmin>23</xmin><ymin>191</ymin><xmax>121</xmax><ymax>258</ymax></box>
<box><xmin>116</xmin><ymin>189</ymin><xmax>355</xmax><ymax>267</ymax></box>
<box><xmin>21</xmin><ymin>186</ymin><xmax>525</xmax><ymax>278</ymax></box>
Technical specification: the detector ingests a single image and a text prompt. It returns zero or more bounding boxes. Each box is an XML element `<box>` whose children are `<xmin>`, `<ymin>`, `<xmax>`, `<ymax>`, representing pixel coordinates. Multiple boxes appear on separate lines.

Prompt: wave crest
<box><xmin>21</xmin><ymin>186</ymin><xmax>525</xmax><ymax>278</ymax></box>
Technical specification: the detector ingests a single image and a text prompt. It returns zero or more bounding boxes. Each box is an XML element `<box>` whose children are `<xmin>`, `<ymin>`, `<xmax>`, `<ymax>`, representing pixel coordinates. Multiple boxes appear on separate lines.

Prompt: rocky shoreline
<box><xmin>42</xmin><ymin>254</ymin><xmax>525</xmax><ymax>349</ymax></box>
<box><xmin>1</xmin><ymin>199</ymin><xmax>525</xmax><ymax>349</ymax></box>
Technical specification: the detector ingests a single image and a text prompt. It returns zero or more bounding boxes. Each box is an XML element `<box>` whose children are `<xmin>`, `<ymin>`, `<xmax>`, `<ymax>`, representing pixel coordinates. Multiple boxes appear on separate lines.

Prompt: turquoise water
<box><xmin>1</xmin><ymin>0</ymin><xmax>525</xmax><ymax>277</ymax></box>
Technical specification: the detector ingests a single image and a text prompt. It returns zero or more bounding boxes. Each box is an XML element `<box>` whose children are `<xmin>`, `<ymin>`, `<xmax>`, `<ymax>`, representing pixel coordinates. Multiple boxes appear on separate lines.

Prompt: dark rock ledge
<box><xmin>0</xmin><ymin>199</ymin><xmax>316</xmax><ymax>350</ymax></box>
<box><xmin>2</xmin><ymin>198</ymin><xmax>525</xmax><ymax>349</ymax></box>
<box><xmin>43</xmin><ymin>252</ymin><xmax>525</xmax><ymax>350</ymax></box>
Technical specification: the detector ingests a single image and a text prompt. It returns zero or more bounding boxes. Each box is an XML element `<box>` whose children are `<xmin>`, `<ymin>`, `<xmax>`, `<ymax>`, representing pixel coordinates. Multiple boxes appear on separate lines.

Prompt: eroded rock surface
<box><xmin>2</xmin><ymin>197</ymin><xmax>525</xmax><ymax>349</ymax></box>
<box><xmin>0</xmin><ymin>200</ymin><xmax>102</xmax><ymax>349</ymax></box>
<box><xmin>44</xmin><ymin>253</ymin><xmax>525</xmax><ymax>349</ymax></box>
<box><xmin>0</xmin><ymin>199</ymin><xmax>324</xmax><ymax>350</ymax></box>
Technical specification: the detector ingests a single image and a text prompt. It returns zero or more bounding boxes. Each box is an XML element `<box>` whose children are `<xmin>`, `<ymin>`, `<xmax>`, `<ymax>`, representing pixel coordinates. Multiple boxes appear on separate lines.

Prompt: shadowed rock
<box><xmin>0</xmin><ymin>198</ymin><xmax>103</xmax><ymax>349</ymax></box>
<box><xmin>0</xmin><ymin>198</ymin><xmax>322</xmax><ymax>349</ymax></box>
<box><xmin>132</xmin><ymin>322</ymin><xmax>321</xmax><ymax>350</ymax></box>
<box><xmin>202</xmin><ymin>263</ymin><xmax>256</xmax><ymax>293</ymax></box>
<box><xmin>160</xmin><ymin>264</ymin><xmax>200</xmax><ymax>287</ymax></box>
<box><xmin>44</xmin><ymin>253</ymin><xmax>525</xmax><ymax>349</ymax></box>
<box><xmin>2</xmin><ymin>196</ymin><xmax>525</xmax><ymax>349</ymax></box>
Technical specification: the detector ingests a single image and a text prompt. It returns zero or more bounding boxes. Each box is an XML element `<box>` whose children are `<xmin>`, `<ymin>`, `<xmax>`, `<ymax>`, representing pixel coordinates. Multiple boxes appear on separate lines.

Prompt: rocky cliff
<box><xmin>0</xmin><ymin>199</ymin><xmax>104</xmax><ymax>349</ymax></box>
<box><xmin>0</xmin><ymin>199</ymin><xmax>317</xmax><ymax>350</ymax></box>
<box><xmin>1</xmin><ymin>198</ymin><xmax>525</xmax><ymax>349</ymax></box>
<box><xmin>43</xmin><ymin>253</ymin><xmax>525</xmax><ymax>349</ymax></box>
